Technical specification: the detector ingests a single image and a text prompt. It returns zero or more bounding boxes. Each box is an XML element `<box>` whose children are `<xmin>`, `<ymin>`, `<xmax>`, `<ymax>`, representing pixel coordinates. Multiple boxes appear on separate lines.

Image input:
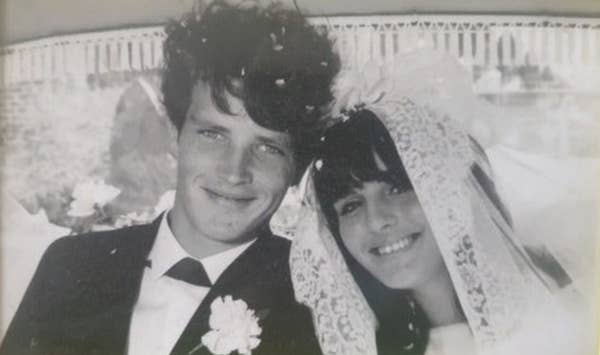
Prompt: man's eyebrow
<box><xmin>256</xmin><ymin>135</ymin><xmax>291</xmax><ymax>148</ymax></box>
<box><xmin>189</xmin><ymin>114</ymin><xmax>228</xmax><ymax>130</ymax></box>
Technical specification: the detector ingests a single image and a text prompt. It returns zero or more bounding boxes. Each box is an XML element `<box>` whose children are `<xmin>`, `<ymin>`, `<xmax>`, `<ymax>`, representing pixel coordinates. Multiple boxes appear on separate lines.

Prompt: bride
<box><xmin>289</xmin><ymin>53</ymin><xmax>588</xmax><ymax>355</ymax></box>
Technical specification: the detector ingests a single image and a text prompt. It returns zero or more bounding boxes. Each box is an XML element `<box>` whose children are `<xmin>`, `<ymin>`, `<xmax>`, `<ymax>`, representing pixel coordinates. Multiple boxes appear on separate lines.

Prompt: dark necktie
<box><xmin>164</xmin><ymin>257</ymin><xmax>212</xmax><ymax>287</ymax></box>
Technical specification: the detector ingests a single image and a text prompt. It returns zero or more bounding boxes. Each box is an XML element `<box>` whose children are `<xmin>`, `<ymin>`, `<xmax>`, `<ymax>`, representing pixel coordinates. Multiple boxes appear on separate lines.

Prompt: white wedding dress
<box><xmin>425</xmin><ymin>323</ymin><xmax>476</xmax><ymax>355</ymax></box>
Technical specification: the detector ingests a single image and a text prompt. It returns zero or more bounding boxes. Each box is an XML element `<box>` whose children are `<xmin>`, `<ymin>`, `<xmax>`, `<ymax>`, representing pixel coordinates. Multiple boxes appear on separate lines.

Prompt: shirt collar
<box><xmin>146</xmin><ymin>211</ymin><xmax>256</xmax><ymax>284</ymax></box>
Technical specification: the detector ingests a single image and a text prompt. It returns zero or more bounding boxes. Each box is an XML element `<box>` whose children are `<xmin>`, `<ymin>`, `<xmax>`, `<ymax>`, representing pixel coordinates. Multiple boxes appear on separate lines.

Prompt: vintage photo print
<box><xmin>1</xmin><ymin>1</ymin><xmax>598</xmax><ymax>354</ymax></box>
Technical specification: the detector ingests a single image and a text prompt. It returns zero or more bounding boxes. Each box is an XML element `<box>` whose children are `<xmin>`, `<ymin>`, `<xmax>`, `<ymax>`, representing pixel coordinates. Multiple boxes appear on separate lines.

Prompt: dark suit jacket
<box><xmin>1</xmin><ymin>218</ymin><xmax>322</xmax><ymax>355</ymax></box>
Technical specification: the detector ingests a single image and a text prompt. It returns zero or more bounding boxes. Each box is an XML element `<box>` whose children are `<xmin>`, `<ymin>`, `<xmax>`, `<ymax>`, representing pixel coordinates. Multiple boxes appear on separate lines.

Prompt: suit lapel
<box><xmin>78</xmin><ymin>217</ymin><xmax>161</xmax><ymax>355</ymax></box>
<box><xmin>169</xmin><ymin>234</ymin><xmax>284</xmax><ymax>355</ymax></box>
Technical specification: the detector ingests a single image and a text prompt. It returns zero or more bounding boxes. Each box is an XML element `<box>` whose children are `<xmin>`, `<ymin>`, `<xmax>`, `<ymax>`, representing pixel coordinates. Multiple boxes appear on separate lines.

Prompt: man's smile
<box><xmin>202</xmin><ymin>187</ymin><xmax>256</xmax><ymax>206</ymax></box>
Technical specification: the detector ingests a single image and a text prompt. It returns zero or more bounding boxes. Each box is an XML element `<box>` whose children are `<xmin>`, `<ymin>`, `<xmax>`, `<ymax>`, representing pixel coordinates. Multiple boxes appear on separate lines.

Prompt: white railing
<box><xmin>0</xmin><ymin>27</ymin><xmax>165</xmax><ymax>85</ymax></box>
<box><xmin>315</xmin><ymin>15</ymin><xmax>600</xmax><ymax>70</ymax></box>
<box><xmin>1</xmin><ymin>14</ymin><xmax>599</xmax><ymax>86</ymax></box>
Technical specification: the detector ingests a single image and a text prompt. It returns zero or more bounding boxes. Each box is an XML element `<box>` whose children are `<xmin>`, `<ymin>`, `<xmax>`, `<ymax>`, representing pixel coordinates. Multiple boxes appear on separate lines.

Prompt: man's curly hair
<box><xmin>162</xmin><ymin>0</ymin><xmax>340</xmax><ymax>182</ymax></box>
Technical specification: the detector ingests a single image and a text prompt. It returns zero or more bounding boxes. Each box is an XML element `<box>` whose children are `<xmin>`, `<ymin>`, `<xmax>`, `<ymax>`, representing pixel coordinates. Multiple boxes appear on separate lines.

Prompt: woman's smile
<box><xmin>369</xmin><ymin>231</ymin><xmax>422</xmax><ymax>256</ymax></box>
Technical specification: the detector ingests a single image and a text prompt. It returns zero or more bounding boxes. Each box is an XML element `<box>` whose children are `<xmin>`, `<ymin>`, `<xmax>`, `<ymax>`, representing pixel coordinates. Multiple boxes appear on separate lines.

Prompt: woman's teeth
<box><xmin>372</xmin><ymin>233</ymin><xmax>420</xmax><ymax>256</ymax></box>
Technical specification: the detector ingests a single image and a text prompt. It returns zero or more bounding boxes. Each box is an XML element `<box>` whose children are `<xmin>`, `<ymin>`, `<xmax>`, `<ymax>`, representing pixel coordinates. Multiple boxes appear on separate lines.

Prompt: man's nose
<box><xmin>366</xmin><ymin>202</ymin><xmax>396</xmax><ymax>233</ymax></box>
<box><xmin>219</xmin><ymin>147</ymin><xmax>253</xmax><ymax>185</ymax></box>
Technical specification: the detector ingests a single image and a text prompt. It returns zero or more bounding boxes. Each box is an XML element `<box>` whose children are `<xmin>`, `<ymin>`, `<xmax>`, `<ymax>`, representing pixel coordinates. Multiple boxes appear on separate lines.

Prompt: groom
<box><xmin>0</xmin><ymin>1</ymin><xmax>339</xmax><ymax>354</ymax></box>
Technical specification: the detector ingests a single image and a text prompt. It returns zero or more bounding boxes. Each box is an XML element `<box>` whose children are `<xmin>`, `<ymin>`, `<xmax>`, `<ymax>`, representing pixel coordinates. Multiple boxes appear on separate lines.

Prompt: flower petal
<box><xmin>204</xmin><ymin>296</ymin><xmax>263</xmax><ymax>355</ymax></box>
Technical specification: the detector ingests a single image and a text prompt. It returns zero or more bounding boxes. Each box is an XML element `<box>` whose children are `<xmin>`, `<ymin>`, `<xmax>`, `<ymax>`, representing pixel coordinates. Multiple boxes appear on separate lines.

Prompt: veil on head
<box><xmin>290</xmin><ymin>50</ymin><xmax>580</xmax><ymax>355</ymax></box>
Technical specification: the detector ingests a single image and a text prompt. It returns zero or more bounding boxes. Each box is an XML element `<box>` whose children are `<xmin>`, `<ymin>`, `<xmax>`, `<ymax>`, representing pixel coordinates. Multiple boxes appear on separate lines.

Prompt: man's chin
<box><xmin>203</xmin><ymin>226</ymin><xmax>256</xmax><ymax>245</ymax></box>
<box><xmin>201</xmin><ymin>215</ymin><xmax>261</xmax><ymax>238</ymax></box>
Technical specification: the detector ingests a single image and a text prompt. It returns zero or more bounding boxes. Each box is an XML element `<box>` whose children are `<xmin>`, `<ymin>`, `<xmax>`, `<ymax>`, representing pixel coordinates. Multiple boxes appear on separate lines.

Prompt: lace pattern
<box><xmin>291</xmin><ymin>184</ymin><xmax>378</xmax><ymax>355</ymax></box>
<box><xmin>377</xmin><ymin>98</ymin><xmax>536</xmax><ymax>347</ymax></box>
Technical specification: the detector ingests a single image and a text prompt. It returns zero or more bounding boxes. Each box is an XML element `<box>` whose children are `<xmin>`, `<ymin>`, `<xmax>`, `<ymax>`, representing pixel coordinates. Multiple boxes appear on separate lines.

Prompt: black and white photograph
<box><xmin>0</xmin><ymin>0</ymin><xmax>598</xmax><ymax>354</ymax></box>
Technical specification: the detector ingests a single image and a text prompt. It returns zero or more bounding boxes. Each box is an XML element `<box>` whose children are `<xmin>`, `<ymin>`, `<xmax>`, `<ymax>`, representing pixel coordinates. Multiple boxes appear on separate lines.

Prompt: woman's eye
<box><xmin>257</xmin><ymin>143</ymin><xmax>284</xmax><ymax>156</ymax></box>
<box><xmin>197</xmin><ymin>129</ymin><xmax>224</xmax><ymax>141</ymax></box>
<box><xmin>339</xmin><ymin>200</ymin><xmax>362</xmax><ymax>216</ymax></box>
<box><xmin>389</xmin><ymin>185</ymin><xmax>402</xmax><ymax>195</ymax></box>
<box><xmin>389</xmin><ymin>185</ymin><xmax>410</xmax><ymax>195</ymax></box>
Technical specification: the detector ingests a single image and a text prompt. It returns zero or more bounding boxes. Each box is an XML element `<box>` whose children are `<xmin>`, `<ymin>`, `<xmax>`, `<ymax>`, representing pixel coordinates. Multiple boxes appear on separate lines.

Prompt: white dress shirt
<box><xmin>127</xmin><ymin>213</ymin><xmax>256</xmax><ymax>355</ymax></box>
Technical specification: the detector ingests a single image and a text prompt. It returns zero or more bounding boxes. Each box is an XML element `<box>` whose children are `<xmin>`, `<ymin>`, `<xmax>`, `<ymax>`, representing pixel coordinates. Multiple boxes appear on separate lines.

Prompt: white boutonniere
<box><xmin>189</xmin><ymin>296</ymin><xmax>263</xmax><ymax>355</ymax></box>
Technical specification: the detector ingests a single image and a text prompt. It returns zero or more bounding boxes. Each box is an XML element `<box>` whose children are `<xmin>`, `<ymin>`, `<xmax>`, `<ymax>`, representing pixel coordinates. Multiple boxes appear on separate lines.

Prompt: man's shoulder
<box><xmin>261</xmin><ymin>233</ymin><xmax>292</xmax><ymax>252</ymax></box>
<box><xmin>53</xmin><ymin>222</ymin><xmax>155</xmax><ymax>244</ymax></box>
<box><xmin>41</xmin><ymin>222</ymin><xmax>158</xmax><ymax>265</ymax></box>
<box><xmin>256</xmin><ymin>233</ymin><xmax>292</xmax><ymax>268</ymax></box>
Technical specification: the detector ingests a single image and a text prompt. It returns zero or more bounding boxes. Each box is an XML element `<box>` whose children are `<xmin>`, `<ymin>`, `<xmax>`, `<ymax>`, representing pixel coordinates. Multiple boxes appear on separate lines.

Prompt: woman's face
<box><xmin>333</xmin><ymin>179</ymin><xmax>446</xmax><ymax>290</ymax></box>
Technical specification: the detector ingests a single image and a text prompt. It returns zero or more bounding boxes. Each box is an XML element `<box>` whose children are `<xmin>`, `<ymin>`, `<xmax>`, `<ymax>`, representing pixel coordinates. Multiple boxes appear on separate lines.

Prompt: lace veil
<box><xmin>290</xmin><ymin>50</ymin><xmax>582</xmax><ymax>355</ymax></box>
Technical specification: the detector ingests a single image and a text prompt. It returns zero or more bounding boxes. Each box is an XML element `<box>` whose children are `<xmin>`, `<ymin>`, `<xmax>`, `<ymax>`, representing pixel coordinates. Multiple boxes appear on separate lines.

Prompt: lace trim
<box><xmin>291</xmin><ymin>187</ymin><xmax>378</xmax><ymax>355</ymax></box>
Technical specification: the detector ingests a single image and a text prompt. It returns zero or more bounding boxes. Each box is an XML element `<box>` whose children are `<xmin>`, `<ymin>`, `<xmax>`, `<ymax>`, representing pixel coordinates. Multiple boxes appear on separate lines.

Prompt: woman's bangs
<box><xmin>315</xmin><ymin>109</ymin><xmax>412</xmax><ymax>204</ymax></box>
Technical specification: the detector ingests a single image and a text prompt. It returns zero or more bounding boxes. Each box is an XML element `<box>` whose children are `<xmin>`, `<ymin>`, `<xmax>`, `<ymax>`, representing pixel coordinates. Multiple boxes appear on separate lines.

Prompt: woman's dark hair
<box><xmin>313</xmin><ymin>109</ymin><xmax>430</xmax><ymax>355</ymax></box>
<box><xmin>162</xmin><ymin>0</ymin><xmax>340</xmax><ymax>182</ymax></box>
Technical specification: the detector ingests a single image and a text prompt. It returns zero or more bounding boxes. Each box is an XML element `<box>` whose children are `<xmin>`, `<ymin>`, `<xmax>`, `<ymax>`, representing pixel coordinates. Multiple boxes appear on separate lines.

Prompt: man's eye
<box><xmin>339</xmin><ymin>200</ymin><xmax>362</xmax><ymax>216</ymax></box>
<box><xmin>197</xmin><ymin>129</ymin><xmax>224</xmax><ymax>141</ymax></box>
<box><xmin>256</xmin><ymin>143</ymin><xmax>284</xmax><ymax>156</ymax></box>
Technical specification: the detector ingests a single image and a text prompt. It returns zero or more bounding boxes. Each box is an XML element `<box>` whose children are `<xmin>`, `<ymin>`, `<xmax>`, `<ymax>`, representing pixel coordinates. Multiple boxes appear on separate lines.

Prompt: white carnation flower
<box><xmin>201</xmin><ymin>296</ymin><xmax>262</xmax><ymax>355</ymax></box>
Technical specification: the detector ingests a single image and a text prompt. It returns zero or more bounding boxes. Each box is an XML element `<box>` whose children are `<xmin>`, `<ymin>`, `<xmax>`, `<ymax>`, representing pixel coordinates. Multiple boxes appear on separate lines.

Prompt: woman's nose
<box><xmin>366</xmin><ymin>202</ymin><xmax>396</xmax><ymax>233</ymax></box>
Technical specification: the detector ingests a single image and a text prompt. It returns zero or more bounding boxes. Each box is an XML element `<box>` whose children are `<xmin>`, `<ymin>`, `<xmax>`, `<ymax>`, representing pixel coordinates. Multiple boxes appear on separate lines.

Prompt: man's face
<box><xmin>170</xmin><ymin>82</ymin><xmax>296</xmax><ymax>255</ymax></box>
